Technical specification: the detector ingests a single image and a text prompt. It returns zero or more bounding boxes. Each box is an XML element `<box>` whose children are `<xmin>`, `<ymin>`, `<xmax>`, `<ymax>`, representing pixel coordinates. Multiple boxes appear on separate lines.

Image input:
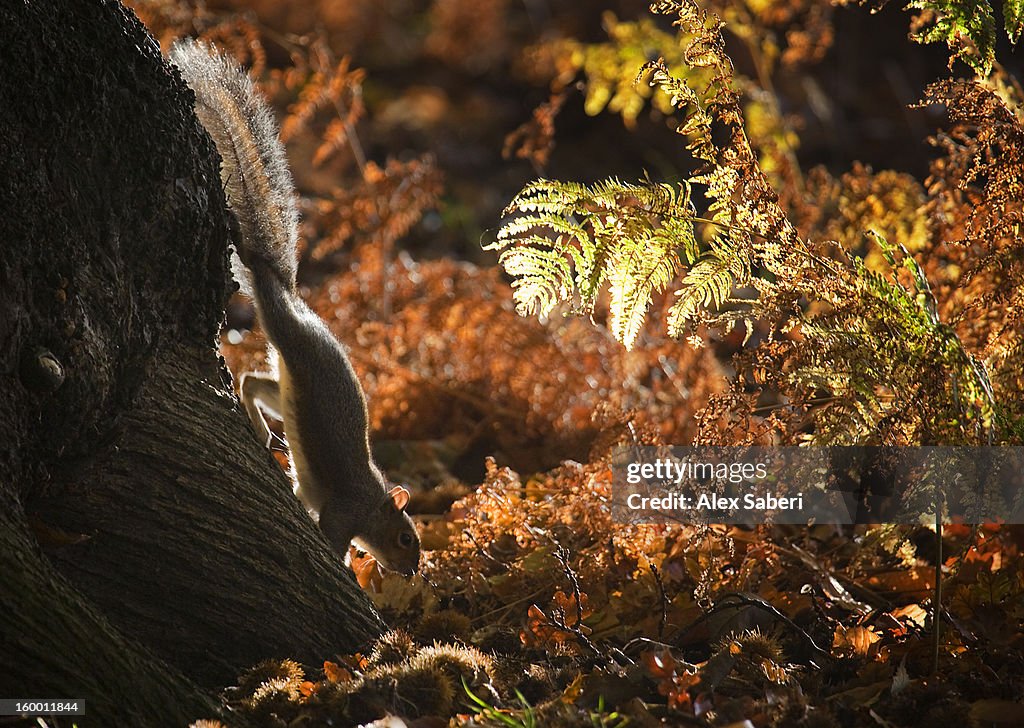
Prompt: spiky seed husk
<box><xmin>366</xmin><ymin>629</ymin><xmax>417</xmax><ymax>669</ymax></box>
<box><xmin>409</xmin><ymin>642</ymin><xmax>495</xmax><ymax>691</ymax></box>
<box><xmin>415</xmin><ymin>609</ymin><xmax>472</xmax><ymax>642</ymax></box>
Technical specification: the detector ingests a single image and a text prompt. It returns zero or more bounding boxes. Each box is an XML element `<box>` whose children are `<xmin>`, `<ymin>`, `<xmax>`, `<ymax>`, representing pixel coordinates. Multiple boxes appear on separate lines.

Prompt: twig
<box><xmin>470</xmin><ymin>585</ymin><xmax>551</xmax><ymax>627</ymax></box>
<box><xmin>551</xmin><ymin>545</ymin><xmax>600</xmax><ymax>656</ymax></box>
<box><xmin>682</xmin><ymin>592</ymin><xmax>831</xmax><ymax>663</ymax></box>
<box><xmin>650</xmin><ymin>562</ymin><xmax>669</xmax><ymax>641</ymax></box>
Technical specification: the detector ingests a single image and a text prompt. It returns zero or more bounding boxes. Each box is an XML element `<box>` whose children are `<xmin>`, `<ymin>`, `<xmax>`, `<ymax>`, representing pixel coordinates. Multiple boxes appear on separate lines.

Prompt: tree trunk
<box><xmin>0</xmin><ymin>0</ymin><xmax>386</xmax><ymax>722</ymax></box>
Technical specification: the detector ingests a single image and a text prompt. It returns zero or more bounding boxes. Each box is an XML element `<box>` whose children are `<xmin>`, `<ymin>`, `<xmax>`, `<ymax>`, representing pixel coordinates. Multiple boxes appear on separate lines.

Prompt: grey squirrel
<box><xmin>170</xmin><ymin>40</ymin><xmax>420</xmax><ymax>576</ymax></box>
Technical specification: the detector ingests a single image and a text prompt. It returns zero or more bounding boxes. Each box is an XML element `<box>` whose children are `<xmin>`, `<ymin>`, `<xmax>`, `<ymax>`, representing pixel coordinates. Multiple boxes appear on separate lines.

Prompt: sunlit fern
<box><xmin>491</xmin><ymin>177</ymin><xmax>727</xmax><ymax>349</ymax></box>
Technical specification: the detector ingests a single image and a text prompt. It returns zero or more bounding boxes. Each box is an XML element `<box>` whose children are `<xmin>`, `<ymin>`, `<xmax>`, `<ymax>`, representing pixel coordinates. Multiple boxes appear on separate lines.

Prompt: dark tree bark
<box><xmin>0</xmin><ymin>0</ymin><xmax>386</xmax><ymax>723</ymax></box>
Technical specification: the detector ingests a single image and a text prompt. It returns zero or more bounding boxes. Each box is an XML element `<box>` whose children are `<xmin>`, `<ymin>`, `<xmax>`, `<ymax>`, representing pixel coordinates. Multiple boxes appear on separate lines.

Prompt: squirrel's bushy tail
<box><xmin>170</xmin><ymin>39</ymin><xmax>297</xmax><ymax>294</ymax></box>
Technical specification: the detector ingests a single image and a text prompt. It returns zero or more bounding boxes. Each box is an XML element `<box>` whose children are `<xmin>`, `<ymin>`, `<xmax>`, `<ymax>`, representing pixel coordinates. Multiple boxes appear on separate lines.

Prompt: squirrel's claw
<box><xmin>267</xmin><ymin>431</ymin><xmax>289</xmax><ymax>452</ymax></box>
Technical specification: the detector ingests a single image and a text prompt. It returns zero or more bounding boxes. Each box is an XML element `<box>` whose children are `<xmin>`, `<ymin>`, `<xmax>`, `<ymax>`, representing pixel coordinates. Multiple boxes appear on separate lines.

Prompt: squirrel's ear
<box><xmin>387</xmin><ymin>486</ymin><xmax>410</xmax><ymax>512</ymax></box>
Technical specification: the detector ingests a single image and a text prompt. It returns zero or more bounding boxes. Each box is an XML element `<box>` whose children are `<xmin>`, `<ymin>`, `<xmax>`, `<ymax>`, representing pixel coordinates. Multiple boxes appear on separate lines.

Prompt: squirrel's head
<box><xmin>356</xmin><ymin>486</ymin><xmax>421</xmax><ymax>577</ymax></box>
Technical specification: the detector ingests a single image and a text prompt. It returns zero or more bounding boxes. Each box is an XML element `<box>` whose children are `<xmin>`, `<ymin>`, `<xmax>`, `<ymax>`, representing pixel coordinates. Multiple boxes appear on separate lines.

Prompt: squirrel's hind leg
<box><xmin>239</xmin><ymin>371</ymin><xmax>285</xmax><ymax>449</ymax></box>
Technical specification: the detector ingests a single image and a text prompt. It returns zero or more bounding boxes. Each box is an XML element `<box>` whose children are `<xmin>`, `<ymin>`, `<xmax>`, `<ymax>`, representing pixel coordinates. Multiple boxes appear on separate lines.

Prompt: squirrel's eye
<box><xmin>399</xmin><ymin>532</ymin><xmax>414</xmax><ymax>548</ymax></box>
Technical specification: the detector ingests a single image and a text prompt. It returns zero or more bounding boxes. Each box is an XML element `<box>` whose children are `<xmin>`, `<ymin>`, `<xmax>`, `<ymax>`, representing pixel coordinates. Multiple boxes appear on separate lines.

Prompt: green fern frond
<box><xmin>1007</xmin><ymin>0</ymin><xmax>1024</xmax><ymax>43</ymax></box>
<box><xmin>905</xmin><ymin>0</ymin><xmax>1000</xmax><ymax>76</ymax></box>
<box><xmin>608</xmin><ymin>235</ymin><xmax>681</xmax><ymax>348</ymax></box>
<box><xmin>667</xmin><ymin>250</ymin><xmax>746</xmax><ymax>336</ymax></box>
<box><xmin>498</xmin><ymin>243</ymin><xmax>577</xmax><ymax>317</ymax></box>
<box><xmin>788</xmin><ymin>234</ymin><xmax>998</xmax><ymax>442</ymax></box>
<box><xmin>492</xmin><ymin>177</ymin><xmax>704</xmax><ymax>348</ymax></box>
